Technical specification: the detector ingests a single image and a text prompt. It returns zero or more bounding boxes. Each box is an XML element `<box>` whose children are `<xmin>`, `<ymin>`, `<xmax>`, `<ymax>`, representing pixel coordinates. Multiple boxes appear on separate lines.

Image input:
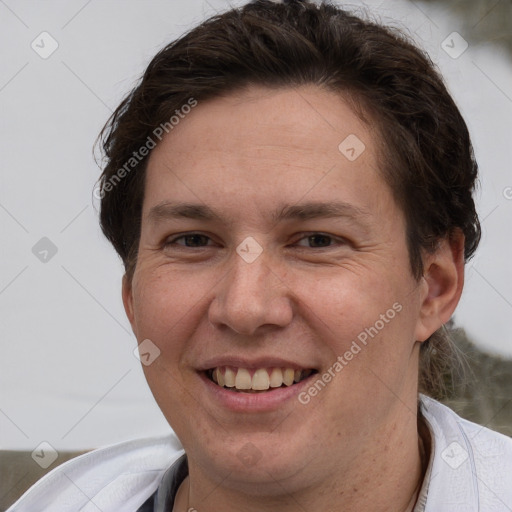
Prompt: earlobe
<box><xmin>414</xmin><ymin>230</ymin><xmax>465</xmax><ymax>342</ymax></box>
<box><xmin>122</xmin><ymin>274</ymin><xmax>137</xmax><ymax>336</ymax></box>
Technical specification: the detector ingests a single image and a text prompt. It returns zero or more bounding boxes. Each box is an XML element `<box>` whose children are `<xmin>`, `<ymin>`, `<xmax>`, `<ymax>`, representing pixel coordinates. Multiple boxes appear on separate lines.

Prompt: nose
<box><xmin>208</xmin><ymin>250</ymin><xmax>294</xmax><ymax>336</ymax></box>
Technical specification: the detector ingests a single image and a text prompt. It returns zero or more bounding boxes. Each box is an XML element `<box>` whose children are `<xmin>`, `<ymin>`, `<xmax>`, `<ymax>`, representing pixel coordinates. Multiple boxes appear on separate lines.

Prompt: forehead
<box><xmin>143</xmin><ymin>85</ymin><xmax>394</xmax><ymax>224</ymax></box>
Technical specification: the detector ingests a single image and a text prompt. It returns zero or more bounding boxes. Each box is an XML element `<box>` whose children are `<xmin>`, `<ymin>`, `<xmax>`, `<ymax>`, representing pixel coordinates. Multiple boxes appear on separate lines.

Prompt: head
<box><xmin>96</xmin><ymin>0</ymin><xmax>480</xmax><ymax>498</ymax></box>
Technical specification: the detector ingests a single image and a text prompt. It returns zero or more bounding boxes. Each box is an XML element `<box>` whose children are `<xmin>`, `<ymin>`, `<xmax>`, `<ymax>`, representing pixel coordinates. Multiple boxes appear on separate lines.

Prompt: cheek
<box><xmin>297</xmin><ymin>266</ymin><xmax>410</xmax><ymax>340</ymax></box>
<box><xmin>298</xmin><ymin>265</ymin><xmax>421</xmax><ymax>392</ymax></box>
<box><xmin>132</xmin><ymin>270</ymin><xmax>207</xmax><ymax>423</ymax></box>
<box><xmin>141</xmin><ymin>361</ymin><xmax>199</xmax><ymax>443</ymax></box>
<box><xmin>131</xmin><ymin>266</ymin><xmax>210</xmax><ymax>342</ymax></box>
<box><xmin>304</xmin><ymin>273</ymin><xmax>421</xmax><ymax>424</ymax></box>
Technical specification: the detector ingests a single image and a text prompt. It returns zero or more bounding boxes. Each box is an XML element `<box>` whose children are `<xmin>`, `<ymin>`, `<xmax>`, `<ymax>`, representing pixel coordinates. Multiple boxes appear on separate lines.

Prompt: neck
<box><xmin>174</xmin><ymin>402</ymin><xmax>429</xmax><ymax>512</ymax></box>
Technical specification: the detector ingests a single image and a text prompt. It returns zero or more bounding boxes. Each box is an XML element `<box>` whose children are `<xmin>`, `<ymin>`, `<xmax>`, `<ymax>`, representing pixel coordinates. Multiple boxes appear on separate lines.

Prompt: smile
<box><xmin>206</xmin><ymin>366</ymin><xmax>317</xmax><ymax>393</ymax></box>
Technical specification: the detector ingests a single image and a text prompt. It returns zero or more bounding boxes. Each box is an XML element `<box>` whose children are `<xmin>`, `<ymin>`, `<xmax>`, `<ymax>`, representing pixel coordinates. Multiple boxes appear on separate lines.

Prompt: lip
<box><xmin>198</xmin><ymin>369</ymin><xmax>318</xmax><ymax>413</ymax></box>
<box><xmin>196</xmin><ymin>356</ymin><xmax>313</xmax><ymax>372</ymax></box>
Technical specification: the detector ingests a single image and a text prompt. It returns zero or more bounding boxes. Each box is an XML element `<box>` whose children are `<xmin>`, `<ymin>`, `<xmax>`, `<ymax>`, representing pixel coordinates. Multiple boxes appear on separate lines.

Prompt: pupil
<box><xmin>309</xmin><ymin>234</ymin><xmax>330</xmax><ymax>247</ymax></box>
<box><xmin>185</xmin><ymin>234</ymin><xmax>207</xmax><ymax>246</ymax></box>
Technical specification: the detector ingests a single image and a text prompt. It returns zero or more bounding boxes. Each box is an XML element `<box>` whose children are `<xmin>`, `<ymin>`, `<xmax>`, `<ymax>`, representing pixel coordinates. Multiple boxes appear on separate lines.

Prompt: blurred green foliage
<box><xmin>439</xmin><ymin>324</ymin><xmax>512</xmax><ymax>437</ymax></box>
<box><xmin>418</xmin><ymin>0</ymin><xmax>512</xmax><ymax>53</ymax></box>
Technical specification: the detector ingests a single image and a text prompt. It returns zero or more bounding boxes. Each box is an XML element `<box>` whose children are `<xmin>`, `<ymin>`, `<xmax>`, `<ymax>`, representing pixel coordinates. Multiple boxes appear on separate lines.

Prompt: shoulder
<box><xmin>6</xmin><ymin>433</ymin><xmax>184</xmax><ymax>512</ymax></box>
<box><xmin>420</xmin><ymin>394</ymin><xmax>512</xmax><ymax>512</ymax></box>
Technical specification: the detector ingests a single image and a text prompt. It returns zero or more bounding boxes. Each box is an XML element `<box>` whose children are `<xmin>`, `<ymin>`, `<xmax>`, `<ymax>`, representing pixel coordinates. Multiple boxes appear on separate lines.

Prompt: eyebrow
<box><xmin>275</xmin><ymin>202</ymin><xmax>371</xmax><ymax>223</ymax></box>
<box><xmin>148</xmin><ymin>202</ymin><xmax>216</xmax><ymax>222</ymax></box>
<box><xmin>147</xmin><ymin>200</ymin><xmax>371</xmax><ymax>226</ymax></box>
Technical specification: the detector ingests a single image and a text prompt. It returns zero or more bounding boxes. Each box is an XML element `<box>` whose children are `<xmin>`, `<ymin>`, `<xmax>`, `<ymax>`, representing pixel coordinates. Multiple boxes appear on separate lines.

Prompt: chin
<box><xmin>191</xmin><ymin>433</ymin><xmax>315</xmax><ymax>492</ymax></box>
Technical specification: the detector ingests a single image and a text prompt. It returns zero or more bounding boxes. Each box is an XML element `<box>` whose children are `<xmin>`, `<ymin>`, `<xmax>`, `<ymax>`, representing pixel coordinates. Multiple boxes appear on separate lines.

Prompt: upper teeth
<box><xmin>212</xmin><ymin>367</ymin><xmax>310</xmax><ymax>391</ymax></box>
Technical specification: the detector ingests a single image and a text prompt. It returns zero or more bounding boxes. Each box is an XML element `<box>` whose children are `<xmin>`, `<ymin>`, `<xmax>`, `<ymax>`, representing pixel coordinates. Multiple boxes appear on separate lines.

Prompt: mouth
<box><xmin>205</xmin><ymin>366</ymin><xmax>318</xmax><ymax>393</ymax></box>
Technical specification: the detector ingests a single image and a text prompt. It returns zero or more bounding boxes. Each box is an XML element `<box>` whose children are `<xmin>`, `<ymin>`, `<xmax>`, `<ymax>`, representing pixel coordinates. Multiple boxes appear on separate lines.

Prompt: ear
<box><xmin>414</xmin><ymin>230</ymin><xmax>465</xmax><ymax>342</ymax></box>
<box><xmin>122</xmin><ymin>274</ymin><xmax>137</xmax><ymax>337</ymax></box>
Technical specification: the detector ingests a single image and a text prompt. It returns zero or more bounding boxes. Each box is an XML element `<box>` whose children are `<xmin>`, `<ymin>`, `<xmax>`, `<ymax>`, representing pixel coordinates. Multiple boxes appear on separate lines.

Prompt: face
<box><xmin>123</xmin><ymin>85</ymin><xmax>434</xmax><ymax>494</ymax></box>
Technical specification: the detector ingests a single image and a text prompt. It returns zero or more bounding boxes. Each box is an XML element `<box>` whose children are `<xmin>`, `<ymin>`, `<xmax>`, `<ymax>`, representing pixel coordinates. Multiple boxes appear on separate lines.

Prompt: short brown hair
<box><xmin>96</xmin><ymin>0</ymin><xmax>480</xmax><ymax>397</ymax></box>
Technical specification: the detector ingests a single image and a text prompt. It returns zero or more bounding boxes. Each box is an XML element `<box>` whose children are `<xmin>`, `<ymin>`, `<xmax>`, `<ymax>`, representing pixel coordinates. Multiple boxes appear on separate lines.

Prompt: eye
<box><xmin>165</xmin><ymin>233</ymin><xmax>213</xmax><ymax>248</ymax></box>
<box><xmin>294</xmin><ymin>233</ymin><xmax>340</xmax><ymax>248</ymax></box>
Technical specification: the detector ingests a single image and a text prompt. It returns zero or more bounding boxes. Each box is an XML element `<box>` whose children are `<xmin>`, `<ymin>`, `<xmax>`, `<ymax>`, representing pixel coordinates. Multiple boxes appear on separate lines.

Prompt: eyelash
<box><xmin>164</xmin><ymin>232</ymin><xmax>345</xmax><ymax>249</ymax></box>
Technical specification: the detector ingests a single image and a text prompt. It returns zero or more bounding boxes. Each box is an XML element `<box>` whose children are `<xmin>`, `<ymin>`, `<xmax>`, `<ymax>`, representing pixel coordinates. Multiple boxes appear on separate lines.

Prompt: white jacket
<box><xmin>7</xmin><ymin>395</ymin><xmax>512</xmax><ymax>511</ymax></box>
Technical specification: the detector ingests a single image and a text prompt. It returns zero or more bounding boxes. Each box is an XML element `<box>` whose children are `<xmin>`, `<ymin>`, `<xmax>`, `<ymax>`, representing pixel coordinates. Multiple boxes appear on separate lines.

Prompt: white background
<box><xmin>1</xmin><ymin>0</ymin><xmax>511</xmax><ymax>451</ymax></box>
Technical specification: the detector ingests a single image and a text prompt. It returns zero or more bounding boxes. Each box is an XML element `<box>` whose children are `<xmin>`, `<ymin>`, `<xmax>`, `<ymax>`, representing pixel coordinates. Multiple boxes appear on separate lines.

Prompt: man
<box><xmin>8</xmin><ymin>1</ymin><xmax>512</xmax><ymax>511</ymax></box>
